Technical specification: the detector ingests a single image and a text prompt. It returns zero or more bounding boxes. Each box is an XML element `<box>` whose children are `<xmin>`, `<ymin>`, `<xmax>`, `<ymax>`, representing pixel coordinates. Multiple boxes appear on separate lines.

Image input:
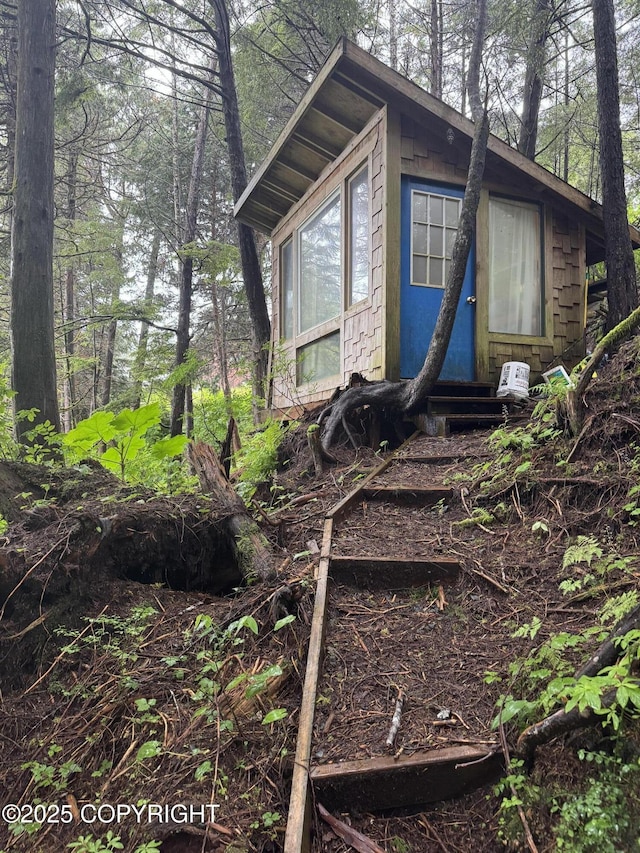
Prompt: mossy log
<box><xmin>188</xmin><ymin>441</ymin><xmax>275</xmax><ymax>582</ymax></box>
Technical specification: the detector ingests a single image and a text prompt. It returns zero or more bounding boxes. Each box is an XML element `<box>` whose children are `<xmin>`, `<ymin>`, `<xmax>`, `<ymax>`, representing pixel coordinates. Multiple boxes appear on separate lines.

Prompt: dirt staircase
<box><xmin>284</xmin><ymin>431</ymin><xmax>510</xmax><ymax>852</ymax></box>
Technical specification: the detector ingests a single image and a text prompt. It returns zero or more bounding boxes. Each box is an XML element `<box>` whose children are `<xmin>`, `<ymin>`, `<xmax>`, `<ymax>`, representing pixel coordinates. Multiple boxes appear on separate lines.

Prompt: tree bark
<box><xmin>132</xmin><ymin>229</ymin><xmax>161</xmax><ymax>410</ymax></box>
<box><xmin>63</xmin><ymin>150</ymin><xmax>78</xmax><ymax>431</ymax></box>
<box><xmin>320</xmin><ymin>0</ymin><xmax>489</xmax><ymax>451</ymax></box>
<box><xmin>170</xmin><ymin>59</ymin><xmax>215</xmax><ymax>436</ymax></box>
<box><xmin>11</xmin><ymin>0</ymin><xmax>60</xmax><ymax>438</ymax></box>
<box><xmin>210</xmin><ymin>0</ymin><xmax>271</xmax><ymax>407</ymax></box>
<box><xmin>592</xmin><ymin>0</ymin><xmax>638</xmax><ymax>331</ymax></box>
<box><xmin>517</xmin><ymin>0</ymin><xmax>553</xmax><ymax>160</ymax></box>
<box><xmin>429</xmin><ymin>0</ymin><xmax>442</xmax><ymax>98</ymax></box>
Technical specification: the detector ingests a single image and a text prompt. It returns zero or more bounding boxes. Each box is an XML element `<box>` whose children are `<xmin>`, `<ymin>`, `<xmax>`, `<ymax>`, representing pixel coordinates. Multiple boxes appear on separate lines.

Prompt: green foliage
<box><xmin>62</xmin><ymin>403</ymin><xmax>188</xmax><ymax>485</ymax></box>
<box><xmin>559</xmin><ymin>537</ymin><xmax>635</xmax><ymax>596</ymax></box>
<box><xmin>552</xmin><ymin>750</ymin><xmax>640</xmax><ymax>852</ymax></box>
<box><xmin>235</xmin><ymin>419</ymin><xmax>295</xmax><ymax>503</ymax></box>
<box><xmin>191</xmin><ymin>385</ymin><xmax>254</xmax><ymax>445</ymax></box>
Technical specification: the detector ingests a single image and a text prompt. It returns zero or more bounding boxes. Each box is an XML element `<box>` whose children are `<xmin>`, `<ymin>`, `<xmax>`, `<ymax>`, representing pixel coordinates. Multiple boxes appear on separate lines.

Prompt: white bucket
<box><xmin>496</xmin><ymin>361</ymin><xmax>530</xmax><ymax>400</ymax></box>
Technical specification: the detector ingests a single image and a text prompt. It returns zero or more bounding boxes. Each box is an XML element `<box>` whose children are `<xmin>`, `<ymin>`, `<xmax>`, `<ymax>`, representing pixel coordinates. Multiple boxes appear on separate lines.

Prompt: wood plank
<box><xmin>361</xmin><ymin>485</ymin><xmax>453</xmax><ymax>504</ymax></box>
<box><xmin>284</xmin><ymin>524</ymin><xmax>333</xmax><ymax>853</ymax></box>
<box><xmin>310</xmin><ymin>746</ymin><xmax>504</xmax><ymax>811</ymax></box>
<box><xmin>329</xmin><ymin>555</ymin><xmax>460</xmax><ymax>588</ymax></box>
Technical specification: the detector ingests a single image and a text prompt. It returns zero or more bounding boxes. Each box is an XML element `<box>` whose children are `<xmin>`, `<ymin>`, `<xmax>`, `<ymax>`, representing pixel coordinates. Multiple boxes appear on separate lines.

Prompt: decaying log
<box><xmin>188</xmin><ymin>441</ymin><xmax>275</xmax><ymax>582</ymax></box>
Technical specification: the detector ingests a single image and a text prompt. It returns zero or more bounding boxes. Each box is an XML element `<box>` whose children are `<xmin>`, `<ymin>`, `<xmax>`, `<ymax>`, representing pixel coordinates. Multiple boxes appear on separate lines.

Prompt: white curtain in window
<box><xmin>489</xmin><ymin>198</ymin><xmax>541</xmax><ymax>336</ymax></box>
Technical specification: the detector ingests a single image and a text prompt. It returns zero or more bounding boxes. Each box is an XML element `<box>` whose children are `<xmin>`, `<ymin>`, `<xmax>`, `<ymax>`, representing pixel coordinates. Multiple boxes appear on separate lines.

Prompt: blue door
<box><xmin>400</xmin><ymin>177</ymin><xmax>476</xmax><ymax>381</ymax></box>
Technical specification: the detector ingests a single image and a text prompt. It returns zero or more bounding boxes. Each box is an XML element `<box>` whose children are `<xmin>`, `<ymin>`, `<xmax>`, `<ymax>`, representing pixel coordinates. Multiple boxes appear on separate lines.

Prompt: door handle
<box><xmin>466</xmin><ymin>296</ymin><xmax>477</xmax><ymax>304</ymax></box>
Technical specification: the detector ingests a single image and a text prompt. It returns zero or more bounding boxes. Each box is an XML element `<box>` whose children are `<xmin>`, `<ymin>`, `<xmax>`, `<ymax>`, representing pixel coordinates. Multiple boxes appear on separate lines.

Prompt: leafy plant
<box><xmin>62</xmin><ymin>402</ymin><xmax>187</xmax><ymax>481</ymax></box>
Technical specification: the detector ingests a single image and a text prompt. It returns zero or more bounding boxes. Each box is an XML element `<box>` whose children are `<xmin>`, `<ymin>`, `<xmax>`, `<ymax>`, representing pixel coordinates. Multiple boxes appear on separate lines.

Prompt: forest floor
<box><xmin>1</xmin><ymin>338</ymin><xmax>640</xmax><ymax>853</ymax></box>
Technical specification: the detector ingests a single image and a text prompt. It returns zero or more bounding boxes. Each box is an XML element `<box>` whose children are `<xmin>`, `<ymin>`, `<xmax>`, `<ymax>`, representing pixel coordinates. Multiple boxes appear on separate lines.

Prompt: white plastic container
<box><xmin>496</xmin><ymin>361</ymin><xmax>530</xmax><ymax>400</ymax></box>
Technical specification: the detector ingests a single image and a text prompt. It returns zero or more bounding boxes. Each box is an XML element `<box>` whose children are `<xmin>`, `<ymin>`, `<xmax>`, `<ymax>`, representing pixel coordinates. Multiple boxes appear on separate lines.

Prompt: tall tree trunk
<box><xmin>170</xmin><ymin>61</ymin><xmax>215</xmax><ymax>437</ymax></box>
<box><xmin>389</xmin><ymin>0</ymin><xmax>398</xmax><ymax>71</ymax></box>
<box><xmin>211</xmin><ymin>0</ymin><xmax>271</xmax><ymax>409</ymax></box>
<box><xmin>101</xmin><ymin>222</ymin><xmax>125</xmax><ymax>408</ymax></box>
<box><xmin>132</xmin><ymin>229</ymin><xmax>161</xmax><ymax>409</ymax></box>
<box><xmin>11</xmin><ymin>0</ymin><xmax>60</xmax><ymax>439</ymax></box>
<box><xmin>63</xmin><ymin>150</ymin><xmax>78</xmax><ymax>430</ymax></box>
<box><xmin>592</xmin><ymin>0</ymin><xmax>638</xmax><ymax>331</ymax></box>
<box><xmin>430</xmin><ymin>0</ymin><xmax>442</xmax><ymax>98</ymax></box>
<box><xmin>518</xmin><ymin>0</ymin><xmax>552</xmax><ymax>160</ymax></box>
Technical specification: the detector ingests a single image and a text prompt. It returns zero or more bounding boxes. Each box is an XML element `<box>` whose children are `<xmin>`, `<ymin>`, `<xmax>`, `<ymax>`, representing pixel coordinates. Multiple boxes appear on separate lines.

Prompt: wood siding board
<box><xmin>384</xmin><ymin>106</ymin><xmax>401</xmax><ymax>381</ymax></box>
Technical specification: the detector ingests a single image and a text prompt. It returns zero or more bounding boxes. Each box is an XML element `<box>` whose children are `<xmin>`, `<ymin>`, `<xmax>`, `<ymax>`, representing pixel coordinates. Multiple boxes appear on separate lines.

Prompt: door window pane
<box><xmin>299</xmin><ymin>194</ymin><xmax>341</xmax><ymax>332</ymax></box>
<box><xmin>297</xmin><ymin>332</ymin><xmax>340</xmax><ymax>384</ymax></box>
<box><xmin>349</xmin><ymin>167</ymin><xmax>370</xmax><ymax>304</ymax></box>
<box><xmin>411</xmin><ymin>191</ymin><xmax>461</xmax><ymax>288</ymax></box>
<box><xmin>281</xmin><ymin>240</ymin><xmax>293</xmax><ymax>339</ymax></box>
<box><xmin>489</xmin><ymin>198</ymin><xmax>542</xmax><ymax>336</ymax></box>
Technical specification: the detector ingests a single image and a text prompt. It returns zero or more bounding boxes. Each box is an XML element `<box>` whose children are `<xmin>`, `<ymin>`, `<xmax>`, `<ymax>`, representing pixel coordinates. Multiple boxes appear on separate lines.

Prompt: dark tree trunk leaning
<box><xmin>211</xmin><ymin>0</ymin><xmax>272</xmax><ymax>406</ymax></box>
<box><xmin>11</xmin><ymin>0</ymin><xmax>60</xmax><ymax>439</ymax></box>
<box><xmin>592</xmin><ymin>0</ymin><xmax>638</xmax><ymax>331</ymax></box>
<box><xmin>320</xmin><ymin>0</ymin><xmax>489</xmax><ymax>452</ymax></box>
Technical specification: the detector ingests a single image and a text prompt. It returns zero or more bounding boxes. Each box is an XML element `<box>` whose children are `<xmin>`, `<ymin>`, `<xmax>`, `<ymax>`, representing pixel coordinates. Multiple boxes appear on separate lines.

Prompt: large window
<box><xmin>488</xmin><ymin>198</ymin><xmax>543</xmax><ymax>336</ymax></box>
<box><xmin>280</xmin><ymin>164</ymin><xmax>370</xmax><ymax>385</ymax></box>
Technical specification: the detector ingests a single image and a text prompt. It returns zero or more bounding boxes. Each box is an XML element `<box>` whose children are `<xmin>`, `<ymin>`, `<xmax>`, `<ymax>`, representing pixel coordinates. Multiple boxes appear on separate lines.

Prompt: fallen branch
<box><xmin>386</xmin><ymin>688</ymin><xmax>405</xmax><ymax>747</ymax></box>
<box><xmin>317</xmin><ymin>803</ymin><xmax>385</xmax><ymax>853</ymax></box>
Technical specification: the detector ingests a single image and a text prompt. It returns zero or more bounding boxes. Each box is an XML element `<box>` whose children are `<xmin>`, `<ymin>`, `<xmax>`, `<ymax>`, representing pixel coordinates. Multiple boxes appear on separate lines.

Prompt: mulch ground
<box><xmin>1</xmin><ymin>339</ymin><xmax>640</xmax><ymax>852</ymax></box>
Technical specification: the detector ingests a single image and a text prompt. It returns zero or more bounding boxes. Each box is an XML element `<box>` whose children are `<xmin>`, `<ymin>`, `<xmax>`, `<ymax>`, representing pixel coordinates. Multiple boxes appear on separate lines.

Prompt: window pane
<box><xmin>429</xmin><ymin>225</ymin><xmax>444</xmax><ymax>257</ymax></box>
<box><xmin>413</xmin><ymin>255</ymin><xmax>427</xmax><ymax>284</ymax></box>
<box><xmin>429</xmin><ymin>196</ymin><xmax>443</xmax><ymax>225</ymax></box>
<box><xmin>445</xmin><ymin>198</ymin><xmax>459</xmax><ymax>227</ymax></box>
<box><xmin>413</xmin><ymin>193</ymin><xmax>427</xmax><ymax>222</ymax></box>
<box><xmin>299</xmin><ymin>195</ymin><xmax>341</xmax><ymax>332</ymax></box>
<box><xmin>281</xmin><ymin>240</ymin><xmax>293</xmax><ymax>339</ymax></box>
<box><xmin>413</xmin><ymin>223</ymin><xmax>428</xmax><ymax>254</ymax></box>
<box><xmin>429</xmin><ymin>257</ymin><xmax>443</xmax><ymax>286</ymax></box>
<box><xmin>488</xmin><ymin>198</ymin><xmax>542</xmax><ymax>336</ymax></box>
<box><xmin>349</xmin><ymin>168</ymin><xmax>369</xmax><ymax>304</ymax></box>
<box><xmin>297</xmin><ymin>332</ymin><xmax>340</xmax><ymax>384</ymax></box>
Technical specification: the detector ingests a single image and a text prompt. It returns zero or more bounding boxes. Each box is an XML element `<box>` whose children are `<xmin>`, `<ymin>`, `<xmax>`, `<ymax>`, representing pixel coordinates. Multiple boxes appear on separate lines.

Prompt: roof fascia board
<box><xmin>234</xmin><ymin>39</ymin><xmax>348</xmax><ymax>221</ymax></box>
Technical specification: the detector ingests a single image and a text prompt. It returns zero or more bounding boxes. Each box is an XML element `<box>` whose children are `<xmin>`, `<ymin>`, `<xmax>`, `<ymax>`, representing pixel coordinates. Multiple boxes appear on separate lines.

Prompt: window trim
<box><xmin>409</xmin><ymin>189</ymin><xmax>461</xmax><ymax>290</ymax></box>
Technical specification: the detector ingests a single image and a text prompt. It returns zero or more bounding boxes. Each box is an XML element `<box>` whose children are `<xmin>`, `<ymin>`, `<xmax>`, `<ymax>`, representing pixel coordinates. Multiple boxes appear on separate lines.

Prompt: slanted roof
<box><xmin>235</xmin><ymin>38</ymin><xmax>640</xmax><ymax>264</ymax></box>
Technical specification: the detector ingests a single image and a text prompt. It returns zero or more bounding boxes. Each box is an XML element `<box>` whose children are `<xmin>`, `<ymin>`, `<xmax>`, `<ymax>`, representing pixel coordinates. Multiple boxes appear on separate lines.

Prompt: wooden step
<box><xmin>427</xmin><ymin>395</ymin><xmax>506</xmax><ymax>415</ymax></box>
<box><xmin>329</xmin><ymin>555</ymin><xmax>460</xmax><ymax>588</ymax></box>
<box><xmin>310</xmin><ymin>745</ymin><xmax>504</xmax><ymax>811</ymax></box>
<box><xmin>361</xmin><ymin>485</ymin><xmax>453</xmax><ymax>504</ymax></box>
<box><xmin>430</xmin><ymin>380</ymin><xmax>496</xmax><ymax>398</ymax></box>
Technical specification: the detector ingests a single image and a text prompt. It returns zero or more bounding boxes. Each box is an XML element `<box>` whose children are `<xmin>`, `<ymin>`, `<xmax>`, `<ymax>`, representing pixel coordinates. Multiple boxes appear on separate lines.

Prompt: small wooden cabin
<box><xmin>235</xmin><ymin>39</ymin><xmax>640</xmax><ymax>412</ymax></box>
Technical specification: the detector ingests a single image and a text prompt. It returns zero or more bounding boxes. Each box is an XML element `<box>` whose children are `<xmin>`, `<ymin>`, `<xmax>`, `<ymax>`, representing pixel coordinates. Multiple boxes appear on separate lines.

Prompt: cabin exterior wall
<box><xmin>270</xmin><ymin>111</ymin><xmax>387</xmax><ymax>412</ymax></box>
